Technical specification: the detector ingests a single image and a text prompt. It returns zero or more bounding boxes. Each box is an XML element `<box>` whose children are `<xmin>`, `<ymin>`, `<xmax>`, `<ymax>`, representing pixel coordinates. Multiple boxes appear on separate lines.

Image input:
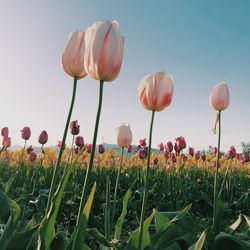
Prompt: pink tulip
<box><xmin>116</xmin><ymin>124</ymin><xmax>133</xmax><ymax>148</ymax></box>
<box><xmin>158</xmin><ymin>142</ymin><xmax>164</xmax><ymax>151</ymax></box>
<box><xmin>166</xmin><ymin>165</ymin><xmax>171</xmax><ymax>174</ymax></box>
<box><xmin>126</xmin><ymin>145</ymin><xmax>133</xmax><ymax>153</ymax></box>
<box><xmin>86</xmin><ymin>143</ymin><xmax>92</xmax><ymax>153</ymax></box>
<box><xmin>188</xmin><ymin>147</ymin><xmax>194</xmax><ymax>157</ymax></box>
<box><xmin>70</xmin><ymin>120</ymin><xmax>80</xmax><ymax>135</ymax></box>
<box><xmin>175</xmin><ymin>136</ymin><xmax>186</xmax><ymax>150</ymax></box>
<box><xmin>163</xmin><ymin>151</ymin><xmax>169</xmax><ymax>159</ymax></box>
<box><xmin>153</xmin><ymin>156</ymin><xmax>158</xmax><ymax>165</ymax></box>
<box><xmin>210</xmin><ymin>82</ymin><xmax>230</xmax><ymax>111</ymax></box>
<box><xmin>2</xmin><ymin>136</ymin><xmax>11</xmax><ymax>148</ymax></box>
<box><xmin>174</xmin><ymin>143</ymin><xmax>180</xmax><ymax>153</ymax></box>
<box><xmin>170</xmin><ymin>153</ymin><xmax>176</xmax><ymax>163</ymax></box>
<box><xmin>1</xmin><ymin>127</ymin><xmax>9</xmax><ymax>137</ymax></box>
<box><xmin>38</xmin><ymin>130</ymin><xmax>48</xmax><ymax>145</ymax></box>
<box><xmin>21</xmin><ymin>127</ymin><xmax>31</xmax><ymax>140</ymax></box>
<box><xmin>139</xmin><ymin>138</ymin><xmax>146</xmax><ymax>147</ymax></box>
<box><xmin>165</xmin><ymin>141</ymin><xmax>173</xmax><ymax>153</ymax></box>
<box><xmin>138</xmin><ymin>71</ymin><xmax>174</xmax><ymax>112</ymax></box>
<box><xmin>84</xmin><ymin>20</ymin><xmax>124</xmax><ymax>82</ymax></box>
<box><xmin>26</xmin><ymin>145</ymin><xmax>34</xmax><ymax>154</ymax></box>
<box><xmin>195</xmin><ymin>151</ymin><xmax>200</xmax><ymax>160</ymax></box>
<box><xmin>29</xmin><ymin>151</ymin><xmax>37</xmax><ymax>162</ymax></box>
<box><xmin>75</xmin><ymin>136</ymin><xmax>84</xmax><ymax>148</ymax></box>
<box><xmin>61</xmin><ymin>31</ymin><xmax>87</xmax><ymax>79</ymax></box>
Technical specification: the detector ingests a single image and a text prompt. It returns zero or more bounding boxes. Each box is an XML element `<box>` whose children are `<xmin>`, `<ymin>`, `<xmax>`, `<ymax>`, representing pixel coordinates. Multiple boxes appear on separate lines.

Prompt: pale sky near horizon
<box><xmin>0</xmin><ymin>0</ymin><xmax>250</xmax><ymax>153</ymax></box>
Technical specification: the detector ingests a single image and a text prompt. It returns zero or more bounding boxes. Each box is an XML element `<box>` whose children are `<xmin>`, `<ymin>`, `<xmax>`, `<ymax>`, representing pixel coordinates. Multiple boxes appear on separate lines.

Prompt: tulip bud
<box><xmin>165</xmin><ymin>141</ymin><xmax>173</xmax><ymax>153</ymax></box>
<box><xmin>61</xmin><ymin>31</ymin><xmax>87</xmax><ymax>79</ymax></box>
<box><xmin>213</xmin><ymin>147</ymin><xmax>218</xmax><ymax>156</ymax></box>
<box><xmin>21</xmin><ymin>127</ymin><xmax>31</xmax><ymax>140</ymax></box>
<box><xmin>170</xmin><ymin>153</ymin><xmax>176</xmax><ymax>162</ymax></box>
<box><xmin>29</xmin><ymin>151</ymin><xmax>37</xmax><ymax>162</ymax></box>
<box><xmin>158</xmin><ymin>142</ymin><xmax>164</xmax><ymax>151</ymax></box>
<box><xmin>75</xmin><ymin>136</ymin><xmax>84</xmax><ymax>148</ymax></box>
<box><xmin>138</xmin><ymin>71</ymin><xmax>174</xmax><ymax>112</ymax></box>
<box><xmin>175</xmin><ymin>136</ymin><xmax>186</xmax><ymax>150</ymax></box>
<box><xmin>84</xmin><ymin>20</ymin><xmax>124</xmax><ymax>82</ymax></box>
<box><xmin>98</xmin><ymin>144</ymin><xmax>105</xmax><ymax>154</ymax></box>
<box><xmin>201</xmin><ymin>153</ymin><xmax>206</xmax><ymax>161</ymax></box>
<box><xmin>166</xmin><ymin>165</ymin><xmax>171</xmax><ymax>174</ymax></box>
<box><xmin>174</xmin><ymin>143</ymin><xmax>180</xmax><ymax>153</ymax></box>
<box><xmin>1</xmin><ymin>127</ymin><xmax>9</xmax><ymax>137</ymax></box>
<box><xmin>86</xmin><ymin>144</ymin><xmax>92</xmax><ymax>153</ymax></box>
<box><xmin>195</xmin><ymin>151</ymin><xmax>200</xmax><ymax>160</ymax></box>
<box><xmin>2</xmin><ymin>136</ymin><xmax>11</xmax><ymax>148</ymax></box>
<box><xmin>188</xmin><ymin>147</ymin><xmax>194</xmax><ymax>157</ymax></box>
<box><xmin>163</xmin><ymin>151</ymin><xmax>169</xmax><ymax>159</ymax></box>
<box><xmin>38</xmin><ymin>130</ymin><xmax>48</xmax><ymax>145</ymax></box>
<box><xmin>26</xmin><ymin>145</ymin><xmax>34</xmax><ymax>154</ymax></box>
<box><xmin>153</xmin><ymin>156</ymin><xmax>158</xmax><ymax>165</ymax></box>
<box><xmin>74</xmin><ymin>146</ymin><xmax>79</xmax><ymax>154</ymax></box>
<box><xmin>116</xmin><ymin>123</ymin><xmax>133</xmax><ymax>148</ymax></box>
<box><xmin>139</xmin><ymin>138</ymin><xmax>146</xmax><ymax>147</ymax></box>
<box><xmin>70</xmin><ymin>120</ymin><xmax>80</xmax><ymax>135</ymax></box>
<box><xmin>137</xmin><ymin>148</ymin><xmax>147</xmax><ymax>159</ymax></box>
<box><xmin>210</xmin><ymin>82</ymin><xmax>230</xmax><ymax>111</ymax></box>
<box><xmin>126</xmin><ymin>145</ymin><xmax>133</xmax><ymax>153</ymax></box>
<box><xmin>181</xmin><ymin>154</ymin><xmax>188</xmax><ymax>162</ymax></box>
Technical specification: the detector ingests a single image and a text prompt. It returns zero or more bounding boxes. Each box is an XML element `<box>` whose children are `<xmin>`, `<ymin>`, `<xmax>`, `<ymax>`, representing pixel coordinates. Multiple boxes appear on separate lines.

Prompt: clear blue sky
<box><xmin>0</xmin><ymin>0</ymin><xmax>249</xmax><ymax>152</ymax></box>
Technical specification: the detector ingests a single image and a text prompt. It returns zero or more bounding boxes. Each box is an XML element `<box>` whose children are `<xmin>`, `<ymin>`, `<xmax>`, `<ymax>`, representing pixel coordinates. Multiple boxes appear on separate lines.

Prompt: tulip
<box><xmin>2</xmin><ymin>136</ymin><xmax>11</xmax><ymax>148</ymax></box>
<box><xmin>213</xmin><ymin>147</ymin><xmax>218</xmax><ymax>156</ymax></box>
<box><xmin>170</xmin><ymin>153</ymin><xmax>176</xmax><ymax>163</ymax></box>
<box><xmin>195</xmin><ymin>151</ymin><xmax>200</xmax><ymax>160</ymax></box>
<box><xmin>165</xmin><ymin>141</ymin><xmax>173</xmax><ymax>153</ymax></box>
<box><xmin>166</xmin><ymin>165</ymin><xmax>171</xmax><ymax>174</ymax></box>
<box><xmin>230</xmin><ymin>146</ymin><xmax>236</xmax><ymax>156</ymax></box>
<box><xmin>137</xmin><ymin>148</ymin><xmax>147</xmax><ymax>159</ymax></box>
<box><xmin>84</xmin><ymin>20</ymin><xmax>124</xmax><ymax>82</ymax></box>
<box><xmin>38</xmin><ymin>130</ymin><xmax>48</xmax><ymax>145</ymax></box>
<box><xmin>181</xmin><ymin>154</ymin><xmax>188</xmax><ymax>162</ymax></box>
<box><xmin>158</xmin><ymin>142</ymin><xmax>164</xmax><ymax>151</ymax></box>
<box><xmin>98</xmin><ymin>144</ymin><xmax>105</xmax><ymax>154</ymax></box>
<box><xmin>21</xmin><ymin>127</ymin><xmax>31</xmax><ymax>140</ymax></box>
<box><xmin>1</xmin><ymin>127</ymin><xmax>9</xmax><ymax>137</ymax></box>
<box><xmin>139</xmin><ymin>138</ymin><xmax>146</xmax><ymax>147</ymax></box>
<box><xmin>57</xmin><ymin>141</ymin><xmax>66</xmax><ymax>150</ymax></box>
<box><xmin>115</xmin><ymin>123</ymin><xmax>133</xmax><ymax>148</ymax></box>
<box><xmin>61</xmin><ymin>31</ymin><xmax>87</xmax><ymax>79</ymax></box>
<box><xmin>188</xmin><ymin>147</ymin><xmax>194</xmax><ymax>157</ymax></box>
<box><xmin>75</xmin><ymin>136</ymin><xmax>84</xmax><ymax>148</ymax></box>
<box><xmin>26</xmin><ymin>145</ymin><xmax>34</xmax><ymax>154</ymax></box>
<box><xmin>174</xmin><ymin>143</ymin><xmax>180</xmax><ymax>153</ymax></box>
<box><xmin>175</xmin><ymin>136</ymin><xmax>186</xmax><ymax>150</ymax></box>
<box><xmin>210</xmin><ymin>82</ymin><xmax>230</xmax><ymax>111</ymax></box>
<box><xmin>153</xmin><ymin>156</ymin><xmax>158</xmax><ymax>165</ymax></box>
<box><xmin>201</xmin><ymin>153</ymin><xmax>206</xmax><ymax>161</ymax></box>
<box><xmin>138</xmin><ymin>71</ymin><xmax>174</xmax><ymax>112</ymax></box>
<box><xmin>70</xmin><ymin>120</ymin><xmax>80</xmax><ymax>135</ymax></box>
<box><xmin>126</xmin><ymin>145</ymin><xmax>133</xmax><ymax>153</ymax></box>
<box><xmin>29</xmin><ymin>151</ymin><xmax>37</xmax><ymax>162</ymax></box>
<box><xmin>86</xmin><ymin>143</ymin><xmax>92</xmax><ymax>153</ymax></box>
<box><xmin>163</xmin><ymin>151</ymin><xmax>169</xmax><ymax>159</ymax></box>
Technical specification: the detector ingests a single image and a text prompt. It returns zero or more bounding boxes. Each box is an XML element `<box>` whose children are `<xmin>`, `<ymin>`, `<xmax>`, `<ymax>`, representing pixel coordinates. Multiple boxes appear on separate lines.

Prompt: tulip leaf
<box><xmin>0</xmin><ymin>190</ymin><xmax>21</xmax><ymax>250</ymax></box>
<box><xmin>87</xmin><ymin>228</ymin><xmax>113</xmax><ymax>247</ymax></box>
<box><xmin>188</xmin><ymin>230</ymin><xmax>207</xmax><ymax>250</ymax></box>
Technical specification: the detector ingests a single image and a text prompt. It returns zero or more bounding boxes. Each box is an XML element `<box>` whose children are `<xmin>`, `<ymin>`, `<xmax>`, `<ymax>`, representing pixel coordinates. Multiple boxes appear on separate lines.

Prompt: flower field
<box><xmin>0</xmin><ymin>18</ymin><xmax>250</xmax><ymax>250</ymax></box>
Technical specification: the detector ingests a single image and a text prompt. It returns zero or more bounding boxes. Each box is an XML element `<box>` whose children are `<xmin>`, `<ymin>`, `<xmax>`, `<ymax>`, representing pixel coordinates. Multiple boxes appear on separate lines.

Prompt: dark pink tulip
<box><xmin>21</xmin><ymin>127</ymin><xmax>31</xmax><ymax>140</ymax></box>
<box><xmin>163</xmin><ymin>151</ymin><xmax>169</xmax><ymax>159</ymax></box>
<box><xmin>213</xmin><ymin>147</ymin><xmax>218</xmax><ymax>156</ymax></box>
<box><xmin>75</xmin><ymin>136</ymin><xmax>84</xmax><ymax>148</ymax></box>
<box><xmin>235</xmin><ymin>153</ymin><xmax>239</xmax><ymax>160</ymax></box>
<box><xmin>38</xmin><ymin>130</ymin><xmax>48</xmax><ymax>145</ymax></box>
<box><xmin>188</xmin><ymin>147</ymin><xmax>194</xmax><ymax>157</ymax></box>
<box><xmin>57</xmin><ymin>141</ymin><xmax>66</xmax><ymax>150</ymax></box>
<box><xmin>201</xmin><ymin>153</ymin><xmax>206</xmax><ymax>161</ymax></box>
<box><xmin>126</xmin><ymin>145</ymin><xmax>133</xmax><ymax>153</ymax></box>
<box><xmin>29</xmin><ymin>151</ymin><xmax>37</xmax><ymax>162</ymax></box>
<box><xmin>74</xmin><ymin>146</ymin><xmax>79</xmax><ymax>154</ymax></box>
<box><xmin>174</xmin><ymin>143</ymin><xmax>180</xmax><ymax>153</ymax></box>
<box><xmin>153</xmin><ymin>156</ymin><xmax>158</xmax><ymax>165</ymax></box>
<box><xmin>175</xmin><ymin>136</ymin><xmax>186</xmax><ymax>150</ymax></box>
<box><xmin>98</xmin><ymin>144</ymin><xmax>105</xmax><ymax>154</ymax></box>
<box><xmin>165</xmin><ymin>141</ymin><xmax>173</xmax><ymax>153</ymax></box>
<box><xmin>181</xmin><ymin>154</ymin><xmax>188</xmax><ymax>162</ymax></box>
<box><xmin>86</xmin><ymin>144</ymin><xmax>92</xmax><ymax>153</ymax></box>
<box><xmin>240</xmin><ymin>156</ymin><xmax>245</xmax><ymax>165</ymax></box>
<box><xmin>70</xmin><ymin>120</ymin><xmax>80</xmax><ymax>135</ymax></box>
<box><xmin>166</xmin><ymin>165</ymin><xmax>171</xmax><ymax>174</ymax></box>
<box><xmin>2</xmin><ymin>136</ymin><xmax>11</xmax><ymax>148</ymax></box>
<box><xmin>1</xmin><ymin>127</ymin><xmax>9</xmax><ymax>137</ymax></box>
<box><xmin>158</xmin><ymin>142</ymin><xmax>164</xmax><ymax>151</ymax></box>
<box><xmin>26</xmin><ymin>145</ymin><xmax>34</xmax><ymax>154</ymax></box>
<box><xmin>230</xmin><ymin>146</ymin><xmax>236</xmax><ymax>156</ymax></box>
<box><xmin>137</xmin><ymin>148</ymin><xmax>147</xmax><ymax>159</ymax></box>
<box><xmin>170</xmin><ymin>153</ymin><xmax>176</xmax><ymax>163</ymax></box>
<box><xmin>195</xmin><ymin>151</ymin><xmax>200</xmax><ymax>160</ymax></box>
<box><xmin>139</xmin><ymin>138</ymin><xmax>146</xmax><ymax>147</ymax></box>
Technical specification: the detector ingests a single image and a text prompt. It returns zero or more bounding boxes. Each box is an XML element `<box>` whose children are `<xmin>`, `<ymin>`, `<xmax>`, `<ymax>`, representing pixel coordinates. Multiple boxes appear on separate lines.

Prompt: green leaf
<box><xmin>72</xmin><ymin>182</ymin><xmax>96</xmax><ymax>249</ymax></box>
<box><xmin>188</xmin><ymin>230</ymin><xmax>207</xmax><ymax>250</ymax></box>
<box><xmin>87</xmin><ymin>228</ymin><xmax>113</xmax><ymax>247</ymax></box>
<box><xmin>0</xmin><ymin>190</ymin><xmax>21</xmax><ymax>250</ymax></box>
<box><xmin>115</xmin><ymin>187</ymin><xmax>132</xmax><ymax>240</ymax></box>
<box><xmin>125</xmin><ymin>211</ymin><xmax>155</xmax><ymax>250</ymax></box>
<box><xmin>38</xmin><ymin>159</ymin><xmax>77</xmax><ymax>250</ymax></box>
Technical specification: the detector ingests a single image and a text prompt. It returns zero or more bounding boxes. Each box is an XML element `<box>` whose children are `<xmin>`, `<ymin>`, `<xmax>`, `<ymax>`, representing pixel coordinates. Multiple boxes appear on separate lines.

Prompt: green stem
<box><xmin>76</xmin><ymin>80</ymin><xmax>104</xmax><ymax>226</ymax></box>
<box><xmin>46</xmin><ymin>76</ymin><xmax>78</xmax><ymax>213</ymax></box>
<box><xmin>110</xmin><ymin>146</ymin><xmax>124</xmax><ymax>233</ymax></box>
<box><xmin>213</xmin><ymin>110</ymin><xmax>221</xmax><ymax>234</ymax></box>
<box><xmin>138</xmin><ymin>110</ymin><xmax>155</xmax><ymax>250</ymax></box>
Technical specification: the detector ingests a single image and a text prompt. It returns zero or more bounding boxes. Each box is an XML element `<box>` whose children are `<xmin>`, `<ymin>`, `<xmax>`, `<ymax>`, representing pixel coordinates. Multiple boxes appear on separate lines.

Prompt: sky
<box><xmin>0</xmin><ymin>0</ymin><xmax>250</xmax><ymax>152</ymax></box>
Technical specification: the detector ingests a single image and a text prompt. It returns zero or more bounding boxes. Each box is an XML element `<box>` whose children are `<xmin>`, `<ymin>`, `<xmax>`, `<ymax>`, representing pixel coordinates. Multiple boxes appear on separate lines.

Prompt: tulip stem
<box><xmin>110</xmin><ymin>146</ymin><xmax>124</xmax><ymax>234</ymax></box>
<box><xmin>76</xmin><ymin>80</ymin><xmax>104</xmax><ymax>226</ymax></box>
<box><xmin>213</xmin><ymin>110</ymin><xmax>221</xmax><ymax>234</ymax></box>
<box><xmin>46</xmin><ymin>76</ymin><xmax>78</xmax><ymax>214</ymax></box>
<box><xmin>138</xmin><ymin>110</ymin><xmax>155</xmax><ymax>250</ymax></box>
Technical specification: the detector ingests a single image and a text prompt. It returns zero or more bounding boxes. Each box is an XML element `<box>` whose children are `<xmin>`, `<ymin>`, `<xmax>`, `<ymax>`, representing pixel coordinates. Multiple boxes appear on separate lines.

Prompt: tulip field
<box><xmin>1</xmin><ymin>19</ymin><xmax>250</xmax><ymax>250</ymax></box>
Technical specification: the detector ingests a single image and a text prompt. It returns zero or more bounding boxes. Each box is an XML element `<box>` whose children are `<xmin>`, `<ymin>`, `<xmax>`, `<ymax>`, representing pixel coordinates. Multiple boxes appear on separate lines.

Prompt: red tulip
<box><xmin>158</xmin><ymin>142</ymin><xmax>164</xmax><ymax>151</ymax></box>
<box><xmin>86</xmin><ymin>144</ymin><xmax>92</xmax><ymax>153</ymax></box>
<box><xmin>175</xmin><ymin>136</ymin><xmax>186</xmax><ymax>150</ymax></box>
